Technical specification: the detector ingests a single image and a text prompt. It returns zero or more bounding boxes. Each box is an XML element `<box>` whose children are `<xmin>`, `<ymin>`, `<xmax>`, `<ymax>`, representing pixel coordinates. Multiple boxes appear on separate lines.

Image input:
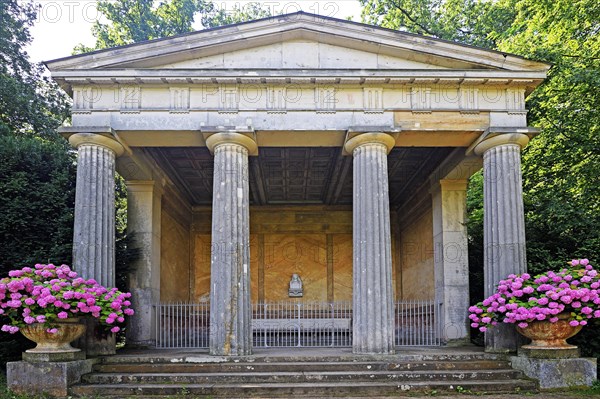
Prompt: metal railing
<box><xmin>154</xmin><ymin>300</ymin><xmax>442</xmax><ymax>349</ymax></box>
<box><xmin>395</xmin><ymin>300</ymin><xmax>443</xmax><ymax>346</ymax></box>
<box><xmin>155</xmin><ymin>302</ymin><xmax>210</xmax><ymax>349</ymax></box>
<box><xmin>252</xmin><ymin>301</ymin><xmax>352</xmax><ymax>348</ymax></box>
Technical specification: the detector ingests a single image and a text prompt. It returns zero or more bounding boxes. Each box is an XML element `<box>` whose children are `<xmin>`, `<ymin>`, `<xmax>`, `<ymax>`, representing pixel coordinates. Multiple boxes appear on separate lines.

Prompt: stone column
<box><xmin>69</xmin><ymin>133</ymin><xmax>124</xmax><ymax>356</ymax></box>
<box><xmin>345</xmin><ymin>132</ymin><xmax>395</xmax><ymax>354</ymax></box>
<box><xmin>206</xmin><ymin>132</ymin><xmax>256</xmax><ymax>356</ymax></box>
<box><xmin>474</xmin><ymin>133</ymin><xmax>529</xmax><ymax>352</ymax></box>
<box><xmin>126</xmin><ymin>181</ymin><xmax>162</xmax><ymax>347</ymax></box>
<box><xmin>432</xmin><ymin>179</ymin><xmax>470</xmax><ymax>345</ymax></box>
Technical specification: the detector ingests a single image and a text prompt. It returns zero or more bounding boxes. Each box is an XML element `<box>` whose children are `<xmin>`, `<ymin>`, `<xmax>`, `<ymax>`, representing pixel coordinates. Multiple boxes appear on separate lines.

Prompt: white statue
<box><xmin>288</xmin><ymin>273</ymin><xmax>303</xmax><ymax>297</ymax></box>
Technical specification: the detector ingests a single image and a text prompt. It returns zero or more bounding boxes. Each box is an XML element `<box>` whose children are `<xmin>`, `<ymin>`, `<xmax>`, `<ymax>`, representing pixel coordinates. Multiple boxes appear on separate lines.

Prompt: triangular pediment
<box><xmin>45</xmin><ymin>12</ymin><xmax>550</xmax><ymax>73</ymax></box>
<box><xmin>149</xmin><ymin>39</ymin><xmax>455</xmax><ymax>70</ymax></box>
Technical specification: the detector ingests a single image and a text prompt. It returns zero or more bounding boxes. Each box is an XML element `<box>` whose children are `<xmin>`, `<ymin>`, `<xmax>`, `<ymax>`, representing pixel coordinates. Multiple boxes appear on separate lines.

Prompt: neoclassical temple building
<box><xmin>46</xmin><ymin>12</ymin><xmax>549</xmax><ymax>355</ymax></box>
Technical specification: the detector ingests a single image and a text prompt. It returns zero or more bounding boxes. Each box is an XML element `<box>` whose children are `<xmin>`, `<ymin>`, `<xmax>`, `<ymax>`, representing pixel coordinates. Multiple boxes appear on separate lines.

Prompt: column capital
<box><xmin>439</xmin><ymin>179</ymin><xmax>468</xmax><ymax>192</ymax></box>
<box><xmin>473</xmin><ymin>133</ymin><xmax>529</xmax><ymax>156</ymax></box>
<box><xmin>344</xmin><ymin>132</ymin><xmax>395</xmax><ymax>155</ymax></box>
<box><xmin>69</xmin><ymin>133</ymin><xmax>125</xmax><ymax>157</ymax></box>
<box><xmin>125</xmin><ymin>180</ymin><xmax>164</xmax><ymax>195</ymax></box>
<box><xmin>205</xmin><ymin>132</ymin><xmax>258</xmax><ymax>155</ymax></box>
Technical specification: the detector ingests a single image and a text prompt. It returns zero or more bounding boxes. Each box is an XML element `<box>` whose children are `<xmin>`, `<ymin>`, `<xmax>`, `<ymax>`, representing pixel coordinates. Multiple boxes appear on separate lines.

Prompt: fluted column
<box><xmin>207</xmin><ymin>132</ymin><xmax>256</xmax><ymax>356</ymax></box>
<box><xmin>69</xmin><ymin>133</ymin><xmax>124</xmax><ymax>285</ymax></box>
<box><xmin>474</xmin><ymin>133</ymin><xmax>529</xmax><ymax>352</ymax></box>
<box><xmin>69</xmin><ymin>133</ymin><xmax>124</xmax><ymax>356</ymax></box>
<box><xmin>345</xmin><ymin>132</ymin><xmax>395</xmax><ymax>354</ymax></box>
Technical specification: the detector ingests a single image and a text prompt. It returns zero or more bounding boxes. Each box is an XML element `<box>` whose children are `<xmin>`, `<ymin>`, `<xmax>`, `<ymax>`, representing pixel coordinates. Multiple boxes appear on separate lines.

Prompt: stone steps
<box><xmin>71</xmin><ymin>380</ymin><xmax>537</xmax><ymax>397</ymax></box>
<box><xmin>69</xmin><ymin>351</ymin><xmax>538</xmax><ymax>397</ymax></box>
<box><xmin>94</xmin><ymin>359</ymin><xmax>511</xmax><ymax>373</ymax></box>
<box><xmin>82</xmin><ymin>369</ymin><xmax>522</xmax><ymax>384</ymax></box>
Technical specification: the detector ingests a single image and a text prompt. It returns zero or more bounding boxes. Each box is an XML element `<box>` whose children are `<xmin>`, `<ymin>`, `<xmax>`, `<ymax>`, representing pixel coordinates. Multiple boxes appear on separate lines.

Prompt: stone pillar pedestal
<box><xmin>474</xmin><ymin>133</ymin><xmax>529</xmax><ymax>353</ymax></box>
<box><xmin>7</xmin><ymin>358</ymin><xmax>97</xmax><ymax>397</ymax></box>
<box><xmin>510</xmin><ymin>349</ymin><xmax>597</xmax><ymax>389</ymax></box>
<box><xmin>69</xmin><ymin>133</ymin><xmax>124</xmax><ymax>356</ymax></box>
<box><xmin>345</xmin><ymin>133</ymin><xmax>395</xmax><ymax>354</ymax></box>
<box><xmin>126</xmin><ymin>181</ymin><xmax>162</xmax><ymax>347</ymax></box>
<box><xmin>207</xmin><ymin>132</ymin><xmax>256</xmax><ymax>356</ymax></box>
<box><xmin>432</xmin><ymin>179</ymin><xmax>470</xmax><ymax>344</ymax></box>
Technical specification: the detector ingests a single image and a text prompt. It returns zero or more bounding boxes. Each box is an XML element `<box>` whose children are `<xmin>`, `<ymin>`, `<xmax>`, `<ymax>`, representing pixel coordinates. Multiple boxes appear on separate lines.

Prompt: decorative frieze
<box><xmin>363</xmin><ymin>87</ymin><xmax>383</xmax><ymax>113</ymax></box>
<box><xmin>119</xmin><ymin>86</ymin><xmax>141</xmax><ymax>113</ymax></box>
<box><xmin>219</xmin><ymin>84</ymin><xmax>239</xmax><ymax>113</ymax></box>
<box><xmin>72</xmin><ymin>87</ymin><xmax>94</xmax><ymax>114</ymax></box>
<box><xmin>506</xmin><ymin>88</ymin><xmax>526</xmax><ymax>114</ymax></box>
<box><xmin>266</xmin><ymin>86</ymin><xmax>287</xmax><ymax>113</ymax></box>
<box><xmin>460</xmin><ymin>86</ymin><xmax>479</xmax><ymax>114</ymax></box>
<box><xmin>411</xmin><ymin>86</ymin><xmax>431</xmax><ymax>113</ymax></box>
<box><xmin>315</xmin><ymin>85</ymin><xmax>336</xmax><ymax>113</ymax></box>
<box><xmin>169</xmin><ymin>87</ymin><xmax>190</xmax><ymax>113</ymax></box>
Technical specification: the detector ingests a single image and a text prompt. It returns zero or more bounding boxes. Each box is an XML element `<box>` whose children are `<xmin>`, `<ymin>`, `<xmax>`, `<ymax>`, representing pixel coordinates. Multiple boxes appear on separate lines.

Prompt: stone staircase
<box><xmin>70</xmin><ymin>348</ymin><xmax>538</xmax><ymax>397</ymax></box>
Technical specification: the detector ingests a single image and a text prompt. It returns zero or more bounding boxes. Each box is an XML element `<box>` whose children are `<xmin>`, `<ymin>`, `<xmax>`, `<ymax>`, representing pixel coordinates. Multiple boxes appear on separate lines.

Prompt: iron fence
<box><xmin>155</xmin><ymin>302</ymin><xmax>210</xmax><ymax>349</ymax></box>
<box><xmin>394</xmin><ymin>300</ymin><xmax>443</xmax><ymax>346</ymax></box>
<box><xmin>252</xmin><ymin>301</ymin><xmax>352</xmax><ymax>347</ymax></box>
<box><xmin>154</xmin><ymin>300</ymin><xmax>442</xmax><ymax>349</ymax></box>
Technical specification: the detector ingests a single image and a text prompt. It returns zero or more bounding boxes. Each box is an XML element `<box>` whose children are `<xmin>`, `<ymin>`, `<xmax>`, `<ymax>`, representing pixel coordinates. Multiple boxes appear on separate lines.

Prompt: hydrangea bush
<box><xmin>469</xmin><ymin>259</ymin><xmax>600</xmax><ymax>333</ymax></box>
<box><xmin>0</xmin><ymin>264</ymin><xmax>134</xmax><ymax>334</ymax></box>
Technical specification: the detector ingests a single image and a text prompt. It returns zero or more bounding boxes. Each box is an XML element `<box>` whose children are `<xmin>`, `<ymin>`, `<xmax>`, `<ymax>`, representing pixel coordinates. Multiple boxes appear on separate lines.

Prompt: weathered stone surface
<box><xmin>69</xmin><ymin>133</ymin><xmax>124</xmax><ymax>357</ymax></box>
<box><xmin>432</xmin><ymin>179</ymin><xmax>470</xmax><ymax>343</ymax></box>
<box><xmin>346</xmin><ymin>133</ymin><xmax>395</xmax><ymax>354</ymax></box>
<box><xmin>209</xmin><ymin>134</ymin><xmax>254</xmax><ymax>356</ymax></box>
<box><xmin>7</xmin><ymin>359</ymin><xmax>95</xmax><ymax>397</ymax></box>
<box><xmin>22</xmin><ymin>350</ymin><xmax>85</xmax><ymax>363</ymax></box>
<box><xmin>126</xmin><ymin>181</ymin><xmax>162</xmax><ymax>347</ymax></box>
<box><xmin>75</xmin><ymin>318</ymin><xmax>116</xmax><ymax>357</ymax></box>
<box><xmin>475</xmin><ymin>133</ymin><xmax>530</xmax><ymax>353</ymax></box>
<box><xmin>69</xmin><ymin>133</ymin><xmax>124</xmax><ymax>287</ymax></box>
<box><xmin>518</xmin><ymin>346</ymin><xmax>581</xmax><ymax>359</ymax></box>
<box><xmin>69</xmin><ymin>349</ymin><xmax>538</xmax><ymax>397</ymax></box>
<box><xmin>510</xmin><ymin>354</ymin><xmax>597</xmax><ymax>389</ymax></box>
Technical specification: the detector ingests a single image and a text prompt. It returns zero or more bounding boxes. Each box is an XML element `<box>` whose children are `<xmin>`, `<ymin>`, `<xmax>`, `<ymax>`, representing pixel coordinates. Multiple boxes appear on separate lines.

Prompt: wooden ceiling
<box><xmin>148</xmin><ymin>147</ymin><xmax>454</xmax><ymax>207</ymax></box>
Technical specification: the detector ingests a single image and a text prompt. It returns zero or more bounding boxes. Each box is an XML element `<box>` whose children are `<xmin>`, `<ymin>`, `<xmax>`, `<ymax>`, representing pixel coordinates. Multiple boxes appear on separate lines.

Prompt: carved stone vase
<box><xmin>20</xmin><ymin>318</ymin><xmax>86</xmax><ymax>353</ymax></box>
<box><xmin>516</xmin><ymin>313</ymin><xmax>582</xmax><ymax>350</ymax></box>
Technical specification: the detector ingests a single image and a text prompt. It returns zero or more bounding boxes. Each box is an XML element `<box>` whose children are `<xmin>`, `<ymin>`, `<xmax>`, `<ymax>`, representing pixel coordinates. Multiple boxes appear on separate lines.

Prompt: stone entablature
<box><xmin>68</xmin><ymin>82</ymin><xmax>530</xmax><ymax>114</ymax></box>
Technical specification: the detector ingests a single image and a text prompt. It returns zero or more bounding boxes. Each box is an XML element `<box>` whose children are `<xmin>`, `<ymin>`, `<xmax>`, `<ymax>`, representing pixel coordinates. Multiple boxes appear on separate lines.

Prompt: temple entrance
<box><xmin>154</xmin><ymin>144</ymin><xmax>449</xmax><ymax>350</ymax></box>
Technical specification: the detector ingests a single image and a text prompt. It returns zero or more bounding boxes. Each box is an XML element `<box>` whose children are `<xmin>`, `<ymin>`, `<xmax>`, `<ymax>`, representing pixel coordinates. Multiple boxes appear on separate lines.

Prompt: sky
<box><xmin>26</xmin><ymin>0</ymin><xmax>364</xmax><ymax>63</ymax></box>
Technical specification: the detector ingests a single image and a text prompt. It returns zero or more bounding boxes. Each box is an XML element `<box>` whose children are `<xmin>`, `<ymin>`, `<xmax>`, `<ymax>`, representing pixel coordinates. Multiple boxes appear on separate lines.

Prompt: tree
<box><xmin>359</xmin><ymin>0</ymin><xmax>515</xmax><ymax>48</ymax></box>
<box><xmin>0</xmin><ymin>136</ymin><xmax>76</xmax><ymax>271</ymax></box>
<box><xmin>203</xmin><ymin>2</ymin><xmax>271</xmax><ymax>28</ymax></box>
<box><xmin>0</xmin><ymin>1</ymin><xmax>74</xmax><ymax>363</ymax></box>
<box><xmin>0</xmin><ymin>1</ymin><xmax>70</xmax><ymax>137</ymax></box>
<box><xmin>74</xmin><ymin>0</ymin><xmax>271</xmax><ymax>53</ymax></box>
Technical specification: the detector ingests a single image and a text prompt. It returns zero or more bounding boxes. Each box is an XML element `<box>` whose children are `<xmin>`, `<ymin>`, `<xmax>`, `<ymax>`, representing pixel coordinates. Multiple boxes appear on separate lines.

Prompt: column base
<box><xmin>484</xmin><ymin>324</ymin><xmax>524</xmax><ymax>353</ymax></box>
<box><xmin>510</xmin><ymin>354</ymin><xmax>597</xmax><ymax>389</ymax></box>
<box><xmin>74</xmin><ymin>318</ymin><xmax>116</xmax><ymax>357</ymax></box>
<box><xmin>7</xmin><ymin>359</ymin><xmax>96</xmax><ymax>397</ymax></box>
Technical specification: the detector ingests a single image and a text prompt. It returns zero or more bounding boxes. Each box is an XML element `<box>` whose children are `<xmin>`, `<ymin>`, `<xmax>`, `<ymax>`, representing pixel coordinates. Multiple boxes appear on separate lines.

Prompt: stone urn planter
<box><xmin>516</xmin><ymin>313</ymin><xmax>582</xmax><ymax>350</ymax></box>
<box><xmin>20</xmin><ymin>318</ymin><xmax>86</xmax><ymax>353</ymax></box>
